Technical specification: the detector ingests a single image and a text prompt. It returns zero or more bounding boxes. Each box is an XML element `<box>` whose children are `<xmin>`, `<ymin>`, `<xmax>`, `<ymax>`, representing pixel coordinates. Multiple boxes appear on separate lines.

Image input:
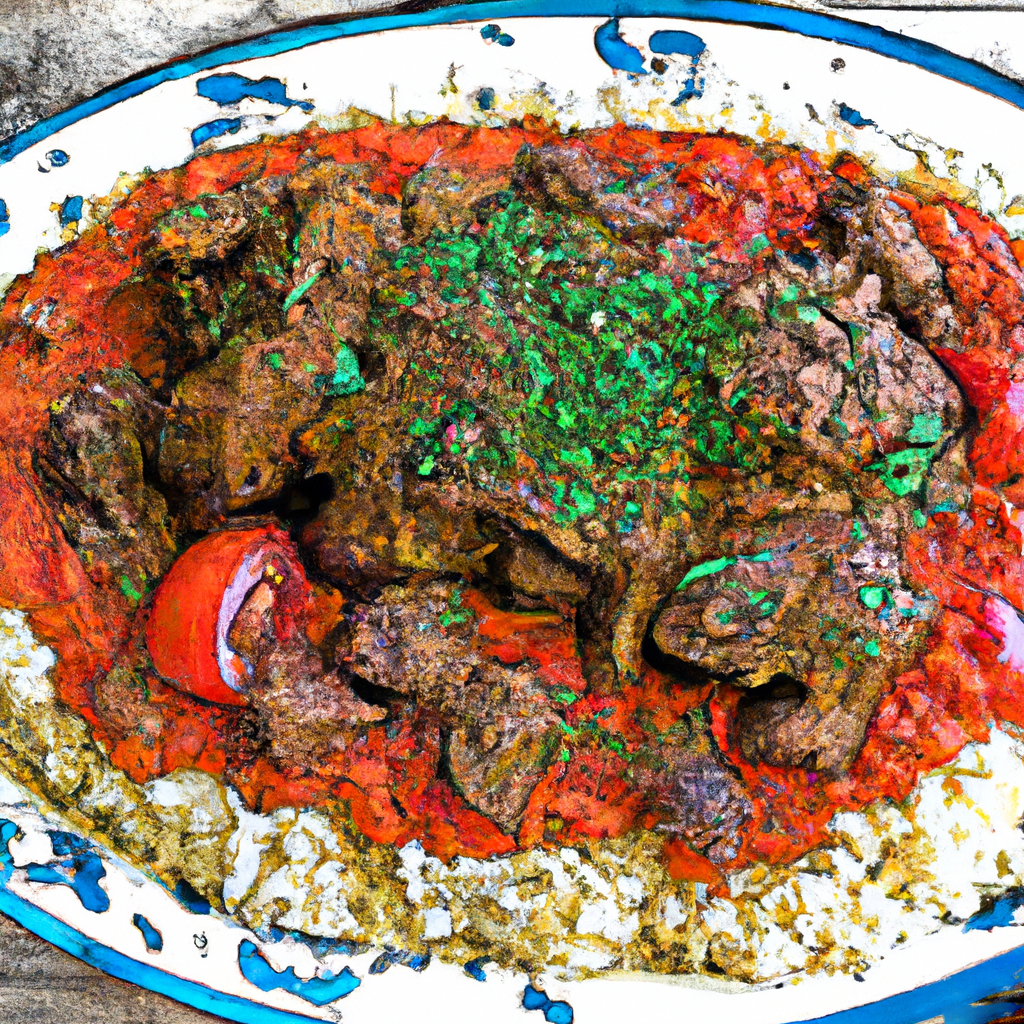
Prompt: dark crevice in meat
<box><xmin>640</xmin><ymin>601</ymin><xmax>718</xmax><ymax>690</ymax></box>
<box><xmin>346</xmin><ymin>673</ymin><xmax>404</xmax><ymax>718</ymax></box>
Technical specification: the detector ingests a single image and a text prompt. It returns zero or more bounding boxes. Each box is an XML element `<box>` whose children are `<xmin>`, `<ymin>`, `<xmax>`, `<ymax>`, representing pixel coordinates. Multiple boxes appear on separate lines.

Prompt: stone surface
<box><xmin>0</xmin><ymin>0</ymin><xmax>384</xmax><ymax>141</ymax></box>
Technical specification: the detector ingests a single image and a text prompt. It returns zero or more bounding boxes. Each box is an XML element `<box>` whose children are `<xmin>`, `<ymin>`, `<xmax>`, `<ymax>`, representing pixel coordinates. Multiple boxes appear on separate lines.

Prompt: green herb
<box><xmin>282</xmin><ymin>268</ymin><xmax>325</xmax><ymax>313</ymax></box>
<box><xmin>859</xmin><ymin>585</ymin><xmax>889</xmax><ymax>611</ymax></box>
<box><xmin>327</xmin><ymin>344</ymin><xmax>365</xmax><ymax>397</ymax></box>
<box><xmin>677</xmin><ymin>556</ymin><xmax>737</xmax><ymax>590</ymax></box>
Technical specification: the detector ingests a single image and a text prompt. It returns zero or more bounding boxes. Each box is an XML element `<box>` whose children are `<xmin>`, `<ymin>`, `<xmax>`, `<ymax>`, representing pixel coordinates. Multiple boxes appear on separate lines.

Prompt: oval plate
<box><xmin>1</xmin><ymin>5</ymin><xmax>1024</xmax><ymax>1023</ymax></box>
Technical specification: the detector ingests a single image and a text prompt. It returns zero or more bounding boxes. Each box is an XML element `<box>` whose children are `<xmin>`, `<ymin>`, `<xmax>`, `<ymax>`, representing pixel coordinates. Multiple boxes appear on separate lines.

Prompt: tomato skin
<box><xmin>145</xmin><ymin>524</ymin><xmax>293</xmax><ymax>706</ymax></box>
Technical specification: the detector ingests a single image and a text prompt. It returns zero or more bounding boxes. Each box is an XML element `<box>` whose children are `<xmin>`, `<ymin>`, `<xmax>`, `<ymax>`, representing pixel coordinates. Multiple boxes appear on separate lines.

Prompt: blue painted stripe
<box><xmin>1</xmin><ymin>0</ymin><xmax>1024</xmax><ymax>166</ymax></box>
<box><xmin>0</xmin><ymin>885</ymin><xmax>328</xmax><ymax>1024</ymax></box>
<box><xmin>791</xmin><ymin>941</ymin><xmax>1024</xmax><ymax>1024</ymax></box>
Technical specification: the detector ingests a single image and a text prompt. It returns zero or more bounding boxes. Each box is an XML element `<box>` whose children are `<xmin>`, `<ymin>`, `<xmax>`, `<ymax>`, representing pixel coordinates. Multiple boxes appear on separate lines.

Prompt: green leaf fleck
<box><xmin>859</xmin><ymin>585</ymin><xmax>888</xmax><ymax>611</ymax></box>
<box><xmin>677</xmin><ymin>556</ymin><xmax>737</xmax><ymax>589</ymax></box>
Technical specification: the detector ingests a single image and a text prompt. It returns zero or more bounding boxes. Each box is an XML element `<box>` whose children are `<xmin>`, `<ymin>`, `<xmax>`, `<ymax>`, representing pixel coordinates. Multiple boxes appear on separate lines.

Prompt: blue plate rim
<box><xmin>1</xmin><ymin>0</ymin><xmax>1023</xmax><ymax>167</ymax></box>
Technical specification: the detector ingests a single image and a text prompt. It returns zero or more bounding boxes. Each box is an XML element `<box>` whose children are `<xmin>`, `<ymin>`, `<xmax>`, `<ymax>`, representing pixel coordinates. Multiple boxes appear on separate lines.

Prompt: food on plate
<box><xmin>0</xmin><ymin>119</ymin><xmax>1022</xmax><ymax>945</ymax></box>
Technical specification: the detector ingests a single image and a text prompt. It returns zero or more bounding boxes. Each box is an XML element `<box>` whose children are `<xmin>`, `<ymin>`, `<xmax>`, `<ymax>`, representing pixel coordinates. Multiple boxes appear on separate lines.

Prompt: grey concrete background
<box><xmin>0</xmin><ymin>0</ymin><xmax>1021</xmax><ymax>1021</ymax></box>
<box><xmin>0</xmin><ymin>0</ymin><xmax>389</xmax><ymax>140</ymax></box>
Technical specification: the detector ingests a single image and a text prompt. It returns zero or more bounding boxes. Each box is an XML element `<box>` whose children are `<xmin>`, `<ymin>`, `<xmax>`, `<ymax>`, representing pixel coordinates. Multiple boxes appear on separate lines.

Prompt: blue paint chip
<box><xmin>837</xmin><ymin>102</ymin><xmax>877</xmax><ymax>128</ymax></box>
<box><xmin>523</xmin><ymin>984</ymin><xmax>574</xmax><ymax>1024</ymax></box>
<box><xmin>480</xmin><ymin>23</ymin><xmax>514</xmax><ymax>46</ymax></box>
<box><xmin>197</xmin><ymin>73</ymin><xmax>313</xmax><ymax>112</ymax></box>
<box><xmin>368</xmin><ymin>948</ymin><xmax>430</xmax><ymax>974</ymax></box>
<box><xmin>649</xmin><ymin>29</ymin><xmax>705</xmax><ymax>57</ymax></box>
<box><xmin>133</xmin><ymin>913</ymin><xmax>164</xmax><ymax>952</ymax></box>
<box><xmin>476</xmin><ymin>86</ymin><xmax>496</xmax><ymax>110</ymax></box>
<box><xmin>25</xmin><ymin>831</ymin><xmax>109</xmax><ymax>914</ymax></box>
<box><xmin>649</xmin><ymin>29</ymin><xmax>706</xmax><ymax>103</ymax></box>
<box><xmin>545</xmin><ymin>1004</ymin><xmax>574</xmax><ymax>1024</ymax></box>
<box><xmin>594</xmin><ymin>18</ymin><xmax>648</xmax><ymax>75</ymax></box>
<box><xmin>191</xmin><ymin>117</ymin><xmax>243</xmax><ymax>148</ymax></box>
<box><xmin>37</xmin><ymin>148</ymin><xmax>70</xmax><ymax>173</ymax></box>
<box><xmin>965</xmin><ymin>889</ymin><xmax>1024</xmax><ymax>932</ymax></box>
<box><xmin>173</xmin><ymin>879</ymin><xmax>212</xmax><ymax>914</ymax></box>
<box><xmin>523</xmin><ymin>985</ymin><xmax>549</xmax><ymax>1011</ymax></box>
<box><xmin>239</xmin><ymin>939</ymin><xmax>360</xmax><ymax>1005</ymax></box>
<box><xmin>368</xmin><ymin>954</ymin><xmax>390</xmax><ymax>974</ymax></box>
<box><xmin>0</xmin><ymin>197</ymin><xmax>8</xmax><ymax>239</ymax></box>
<box><xmin>464</xmin><ymin>955</ymin><xmax>491</xmax><ymax>981</ymax></box>
<box><xmin>59</xmin><ymin>195</ymin><xmax>83</xmax><ymax>228</ymax></box>
<box><xmin>671</xmin><ymin>77</ymin><xmax>705</xmax><ymax>105</ymax></box>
